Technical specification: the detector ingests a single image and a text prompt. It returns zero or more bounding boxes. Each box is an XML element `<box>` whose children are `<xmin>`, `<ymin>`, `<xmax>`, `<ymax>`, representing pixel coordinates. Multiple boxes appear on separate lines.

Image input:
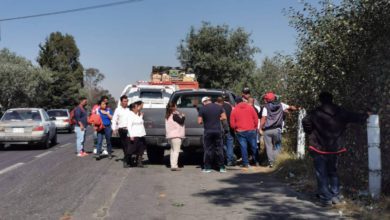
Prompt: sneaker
<box><xmin>331</xmin><ymin>196</ymin><xmax>341</xmax><ymax>204</ymax></box>
<box><xmin>219</xmin><ymin>167</ymin><xmax>227</xmax><ymax>173</ymax></box>
<box><xmin>226</xmin><ymin>162</ymin><xmax>236</xmax><ymax>167</ymax></box>
<box><xmin>81</xmin><ymin>151</ymin><xmax>89</xmax><ymax>156</ymax></box>
<box><xmin>95</xmin><ymin>154</ymin><xmax>101</xmax><ymax>161</ymax></box>
<box><xmin>202</xmin><ymin>169</ymin><xmax>212</xmax><ymax>173</ymax></box>
<box><xmin>93</xmin><ymin>148</ymin><xmax>97</xmax><ymax>154</ymax></box>
<box><xmin>102</xmin><ymin>150</ymin><xmax>109</xmax><ymax>155</ymax></box>
<box><xmin>77</xmin><ymin>153</ymin><xmax>86</xmax><ymax>157</ymax></box>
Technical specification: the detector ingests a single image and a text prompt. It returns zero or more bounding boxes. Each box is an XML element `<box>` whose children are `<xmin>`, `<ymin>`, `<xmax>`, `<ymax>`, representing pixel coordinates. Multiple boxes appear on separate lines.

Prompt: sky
<box><xmin>0</xmin><ymin>0</ymin><xmax>307</xmax><ymax>98</ymax></box>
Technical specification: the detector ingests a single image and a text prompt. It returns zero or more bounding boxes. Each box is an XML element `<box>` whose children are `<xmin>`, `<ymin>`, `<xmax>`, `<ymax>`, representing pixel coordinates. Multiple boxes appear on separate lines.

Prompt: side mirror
<box><xmin>50</xmin><ymin>116</ymin><xmax>56</xmax><ymax>121</ymax></box>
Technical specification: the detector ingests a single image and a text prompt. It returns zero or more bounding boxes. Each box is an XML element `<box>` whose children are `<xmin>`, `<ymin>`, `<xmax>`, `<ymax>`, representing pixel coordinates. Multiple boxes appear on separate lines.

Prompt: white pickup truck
<box><xmin>120</xmin><ymin>82</ymin><xmax>175</xmax><ymax>108</ymax></box>
<box><xmin>111</xmin><ymin>82</ymin><xmax>176</xmax><ymax>145</ymax></box>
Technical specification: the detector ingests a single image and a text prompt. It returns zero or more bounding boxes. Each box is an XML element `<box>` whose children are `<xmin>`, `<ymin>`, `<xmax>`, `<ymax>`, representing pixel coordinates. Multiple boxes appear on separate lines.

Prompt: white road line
<box><xmin>58</xmin><ymin>143</ymin><xmax>71</xmax><ymax>148</ymax></box>
<box><xmin>34</xmin><ymin>151</ymin><xmax>52</xmax><ymax>158</ymax></box>
<box><xmin>0</xmin><ymin>162</ymin><xmax>25</xmax><ymax>175</ymax></box>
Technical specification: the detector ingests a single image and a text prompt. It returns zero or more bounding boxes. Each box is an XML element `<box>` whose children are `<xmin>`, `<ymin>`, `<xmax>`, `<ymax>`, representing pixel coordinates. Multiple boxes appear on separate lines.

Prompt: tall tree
<box><xmin>178</xmin><ymin>22</ymin><xmax>259</xmax><ymax>89</ymax></box>
<box><xmin>287</xmin><ymin>0</ymin><xmax>390</xmax><ymax>193</ymax></box>
<box><xmin>37</xmin><ymin>32</ymin><xmax>84</xmax><ymax>109</ymax></box>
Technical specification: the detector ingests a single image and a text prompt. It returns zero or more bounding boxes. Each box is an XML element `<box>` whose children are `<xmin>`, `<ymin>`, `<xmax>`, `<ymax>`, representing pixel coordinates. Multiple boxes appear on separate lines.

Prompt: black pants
<box><xmin>128</xmin><ymin>137</ymin><xmax>146</xmax><ymax>157</ymax></box>
<box><xmin>203</xmin><ymin>132</ymin><xmax>224</xmax><ymax>169</ymax></box>
<box><xmin>118</xmin><ymin>128</ymin><xmax>129</xmax><ymax>155</ymax></box>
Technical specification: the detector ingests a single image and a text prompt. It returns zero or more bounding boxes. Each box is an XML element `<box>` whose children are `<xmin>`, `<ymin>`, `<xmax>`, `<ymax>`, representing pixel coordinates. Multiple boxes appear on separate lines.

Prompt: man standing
<box><xmin>74</xmin><ymin>97</ymin><xmax>89</xmax><ymax>157</ymax></box>
<box><xmin>198</xmin><ymin>97</ymin><xmax>227</xmax><ymax>173</ymax></box>
<box><xmin>260</xmin><ymin>92</ymin><xmax>297</xmax><ymax>168</ymax></box>
<box><xmin>216</xmin><ymin>96</ymin><xmax>235</xmax><ymax>166</ymax></box>
<box><xmin>302</xmin><ymin>92</ymin><xmax>369</xmax><ymax>206</ymax></box>
<box><xmin>112</xmin><ymin>95</ymin><xmax>131</xmax><ymax>168</ymax></box>
<box><xmin>230</xmin><ymin>97</ymin><xmax>259</xmax><ymax>168</ymax></box>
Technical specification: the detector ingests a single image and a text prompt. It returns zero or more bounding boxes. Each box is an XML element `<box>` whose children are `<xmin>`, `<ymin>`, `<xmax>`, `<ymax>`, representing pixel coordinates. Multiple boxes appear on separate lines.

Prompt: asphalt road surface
<box><xmin>0</xmin><ymin>128</ymin><xmax>342</xmax><ymax>220</ymax></box>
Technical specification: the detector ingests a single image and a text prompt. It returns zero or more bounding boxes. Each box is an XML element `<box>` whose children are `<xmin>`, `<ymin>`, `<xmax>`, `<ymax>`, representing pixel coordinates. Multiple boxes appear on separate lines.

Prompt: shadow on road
<box><xmin>192</xmin><ymin>172</ymin><xmax>336</xmax><ymax>219</ymax></box>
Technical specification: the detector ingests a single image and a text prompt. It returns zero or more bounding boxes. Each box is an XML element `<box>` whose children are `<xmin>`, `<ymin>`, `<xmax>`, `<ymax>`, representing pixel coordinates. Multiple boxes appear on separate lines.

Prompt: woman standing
<box><xmin>165</xmin><ymin>102</ymin><xmax>185</xmax><ymax>171</ymax></box>
<box><xmin>96</xmin><ymin>101</ymin><xmax>113</xmax><ymax>160</ymax></box>
<box><xmin>127</xmin><ymin>100</ymin><xmax>147</xmax><ymax>167</ymax></box>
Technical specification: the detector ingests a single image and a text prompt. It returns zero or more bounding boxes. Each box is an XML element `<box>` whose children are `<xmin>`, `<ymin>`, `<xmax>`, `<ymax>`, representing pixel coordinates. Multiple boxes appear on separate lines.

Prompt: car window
<box><xmin>42</xmin><ymin>111</ymin><xmax>50</xmax><ymax>121</ymax></box>
<box><xmin>175</xmin><ymin>94</ymin><xmax>221</xmax><ymax>108</ymax></box>
<box><xmin>47</xmin><ymin>110</ymin><xmax>68</xmax><ymax>117</ymax></box>
<box><xmin>139</xmin><ymin>91</ymin><xmax>162</xmax><ymax>99</ymax></box>
<box><xmin>1</xmin><ymin>110</ymin><xmax>42</xmax><ymax>121</ymax></box>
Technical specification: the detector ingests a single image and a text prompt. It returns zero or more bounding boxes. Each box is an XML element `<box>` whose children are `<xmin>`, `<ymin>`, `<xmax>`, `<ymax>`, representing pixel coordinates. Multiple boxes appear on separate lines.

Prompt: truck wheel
<box><xmin>146</xmin><ymin>146</ymin><xmax>164</xmax><ymax>164</ymax></box>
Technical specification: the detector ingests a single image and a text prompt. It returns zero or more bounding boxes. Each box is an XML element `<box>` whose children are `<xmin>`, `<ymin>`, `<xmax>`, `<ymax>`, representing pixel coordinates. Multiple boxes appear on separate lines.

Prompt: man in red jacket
<box><xmin>230</xmin><ymin>97</ymin><xmax>259</xmax><ymax>168</ymax></box>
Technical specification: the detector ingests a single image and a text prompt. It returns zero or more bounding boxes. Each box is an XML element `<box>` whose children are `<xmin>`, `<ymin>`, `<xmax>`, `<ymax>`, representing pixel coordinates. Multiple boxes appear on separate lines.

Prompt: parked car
<box><xmin>47</xmin><ymin>109</ymin><xmax>73</xmax><ymax>133</ymax></box>
<box><xmin>143</xmin><ymin>89</ymin><xmax>238</xmax><ymax>163</ymax></box>
<box><xmin>0</xmin><ymin>108</ymin><xmax>57</xmax><ymax>149</ymax></box>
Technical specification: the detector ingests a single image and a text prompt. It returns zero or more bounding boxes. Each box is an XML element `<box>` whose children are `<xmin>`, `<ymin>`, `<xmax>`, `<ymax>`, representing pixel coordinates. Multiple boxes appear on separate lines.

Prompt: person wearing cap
<box><xmin>230</xmin><ymin>97</ymin><xmax>260</xmax><ymax>168</ymax></box>
<box><xmin>198</xmin><ymin>96</ymin><xmax>227</xmax><ymax>173</ymax></box>
<box><xmin>260</xmin><ymin>92</ymin><xmax>298</xmax><ymax>168</ymax></box>
<box><xmin>241</xmin><ymin>87</ymin><xmax>251</xmax><ymax>103</ymax></box>
<box><xmin>127</xmin><ymin>100</ymin><xmax>147</xmax><ymax>167</ymax></box>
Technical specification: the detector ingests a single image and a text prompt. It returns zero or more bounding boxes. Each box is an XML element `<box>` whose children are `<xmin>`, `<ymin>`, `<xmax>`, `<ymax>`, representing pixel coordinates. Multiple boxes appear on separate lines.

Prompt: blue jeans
<box><xmin>224</xmin><ymin>131</ymin><xmax>234</xmax><ymax>164</ymax></box>
<box><xmin>236</xmin><ymin>130</ymin><xmax>258</xmax><ymax>166</ymax></box>
<box><xmin>313</xmin><ymin>153</ymin><xmax>340</xmax><ymax>202</ymax></box>
<box><xmin>75</xmin><ymin>126</ymin><xmax>86</xmax><ymax>153</ymax></box>
<box><xmin>97</xmin><ymin>127</ymin><xmax>112</xmax><ymax>155</ymax></box>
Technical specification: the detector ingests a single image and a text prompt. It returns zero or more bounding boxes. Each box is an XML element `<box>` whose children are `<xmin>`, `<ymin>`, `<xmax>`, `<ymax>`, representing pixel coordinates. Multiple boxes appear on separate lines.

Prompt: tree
<box><xmin>247</xmin><ymin>55</ymin><xmax>296</xmax><ymax>100</ymax></box>
<box><xmin>0</xmin><ymin>49</ymin><xmax>53</xmax><ymax>109</ymax></box>
<box><xmin>84</xmin><ymin>68</ymin><xmax>105</xmax><ymax>102</ymax></box>
<box><xmin>83</xmin><ymin>68</ymin><xmax>116</xmax><ymax>108</ymax></box>
<box><xmin>37</xmin><ymin>32</ymin><xmax>84</xmax><ymax>109</ymax></box>
<box><xmin>287</xmin><ymin>0</ymin><xmax>390</xmax><ymax>194</ymax></box>
<box><xmin>178</xmin><ymin>22</ymin><xmax>259</xmax><ymax>89</ymax></box>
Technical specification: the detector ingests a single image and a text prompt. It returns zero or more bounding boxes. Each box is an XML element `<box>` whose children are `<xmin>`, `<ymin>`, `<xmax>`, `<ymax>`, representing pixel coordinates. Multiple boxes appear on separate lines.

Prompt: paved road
<box><xmin>0</xmin><ymin>128</ymin><xmax>342</xmax><ymax>220</ymax></box>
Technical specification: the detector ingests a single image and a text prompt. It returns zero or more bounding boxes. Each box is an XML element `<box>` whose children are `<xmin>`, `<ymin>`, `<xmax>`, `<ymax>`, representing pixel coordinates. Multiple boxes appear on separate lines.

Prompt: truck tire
<box><xmin>146</xmin><ymin>146</ymin><xmax>164</xmax><ymax>164</ymax></box>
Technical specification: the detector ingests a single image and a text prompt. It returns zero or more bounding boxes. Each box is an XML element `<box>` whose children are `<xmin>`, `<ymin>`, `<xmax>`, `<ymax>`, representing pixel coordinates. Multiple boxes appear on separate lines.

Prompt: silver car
<box><xmin>0</xmin><ymin>108</ymin><xmax>57</xmax><ymax>149</ymax></box>
<box><xmin>47</xmin><ymin>109</ymin><xmax>74</xmax><ymax>133</ymax></box>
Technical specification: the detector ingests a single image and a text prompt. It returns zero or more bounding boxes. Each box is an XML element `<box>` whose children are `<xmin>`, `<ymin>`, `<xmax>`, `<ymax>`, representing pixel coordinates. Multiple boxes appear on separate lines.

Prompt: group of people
<box><xmin>195</xmin><ymin>88</ymin><xmax>298</xmax><ymax>173</ymax></box>
<box><xmin>73</xmin><ymin>95</ymin><xmax>148</xmax><ymax>168</ymax></box>
<box><xmin>73</xmin><ymin>88</ymin><xmax>371</xmax><ymax>206</ymax></box>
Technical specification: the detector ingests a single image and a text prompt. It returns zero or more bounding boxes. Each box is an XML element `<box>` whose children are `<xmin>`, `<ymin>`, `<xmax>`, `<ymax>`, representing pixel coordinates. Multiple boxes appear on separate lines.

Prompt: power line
<box><xmin>0</xmin><ymin>0</ymin><xmax>143</xmax><ymax>22</ymax></box>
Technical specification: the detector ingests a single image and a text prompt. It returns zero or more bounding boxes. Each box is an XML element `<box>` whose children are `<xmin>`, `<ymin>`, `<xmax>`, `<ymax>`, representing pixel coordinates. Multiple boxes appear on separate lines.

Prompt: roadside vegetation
<box><xmin>178</xmin><ymin>0</ymin><xmax>390</xmax><ymax>217</ymax></box>
<box><xmin>0</xmin><ymin>32</ymin><xmax>115</xmax><ymax>111</ymax></box>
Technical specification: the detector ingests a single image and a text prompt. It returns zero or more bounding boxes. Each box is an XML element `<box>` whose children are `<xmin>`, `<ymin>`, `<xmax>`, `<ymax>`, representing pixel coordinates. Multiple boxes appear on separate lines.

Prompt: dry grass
<box><xmin>268</xmin><ymin>151</ymin><xmax>390</xmax><ymax>219</ymax></box>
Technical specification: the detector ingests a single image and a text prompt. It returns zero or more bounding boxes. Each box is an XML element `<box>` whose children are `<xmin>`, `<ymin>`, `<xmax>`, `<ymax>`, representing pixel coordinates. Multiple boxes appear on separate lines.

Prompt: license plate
<box><xmin>13</xmin><ymin>128</ymin><xmax>24</xmax><ymax>133</ymax></box>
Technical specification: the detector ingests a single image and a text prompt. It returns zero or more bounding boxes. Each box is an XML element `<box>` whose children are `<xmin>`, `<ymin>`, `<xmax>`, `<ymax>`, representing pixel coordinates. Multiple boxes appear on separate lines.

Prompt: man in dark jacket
<box><xmin>302</xmin><ymin>92</ymin><xmax>369</xmax><ymax>206</ymax></box>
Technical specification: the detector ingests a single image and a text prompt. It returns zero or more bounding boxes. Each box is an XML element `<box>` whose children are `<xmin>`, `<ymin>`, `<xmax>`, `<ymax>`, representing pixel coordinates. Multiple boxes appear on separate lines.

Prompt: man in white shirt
<box><xmin>112</xmin><ymin>95</ymin><xmax>131</xmax><ymax>168</ymax></box>
<box><xmin>260</xmin><ymin>92</ymin><xmax>298</xmax><ymax>168</ymax></box>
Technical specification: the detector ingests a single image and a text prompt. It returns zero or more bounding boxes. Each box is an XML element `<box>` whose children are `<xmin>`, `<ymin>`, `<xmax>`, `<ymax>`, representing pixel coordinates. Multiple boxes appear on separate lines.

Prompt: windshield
<box><xmin>139</xmin><ymin>91</ymin><xmax>163</xmax><ymax>99</ymax></box>
<box><xmin>175</xmin><ymin>94</ymin><xmax>221</xmax><ymax>108</ymax></box>
<box><xmin>1</xmin><ymin>110</ymin><xmax>42</xmax><ymax>121</ymax></box>
<box><xmin>47</xmin><ymin>110</ymin><xmax>68</xmax><ymax>117</ymax></box>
